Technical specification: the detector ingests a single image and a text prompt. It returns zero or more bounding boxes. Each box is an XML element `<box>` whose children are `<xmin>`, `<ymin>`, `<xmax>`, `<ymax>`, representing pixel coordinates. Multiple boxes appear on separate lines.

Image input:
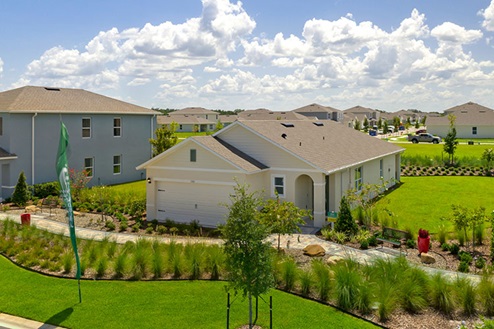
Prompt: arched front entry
<box><xmin>295</xmin><ymin>174</ymin><xmax>314</xmax><ymax>225</ymax></box>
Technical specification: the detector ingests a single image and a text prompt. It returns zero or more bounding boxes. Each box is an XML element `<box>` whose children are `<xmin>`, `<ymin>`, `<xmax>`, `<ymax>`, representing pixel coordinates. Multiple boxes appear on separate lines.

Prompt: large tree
<box><xmin>222</xmin><ymin>183</ymin><xmax>274</xmax><ymax>329</ymax></box>
<box><xmin>149</xmin><ymin>122</ymin><xmax>178</xmax><ymax>157</ymax></box>
<box><xmin>443</xmin><ymin>114</ymin><xmax>458</xmax><ymax>165</ymax></box>
<box><xmin>258</xmin><ymin>193</ymin><xmax>308</xmax><ymax>251</ymax></box>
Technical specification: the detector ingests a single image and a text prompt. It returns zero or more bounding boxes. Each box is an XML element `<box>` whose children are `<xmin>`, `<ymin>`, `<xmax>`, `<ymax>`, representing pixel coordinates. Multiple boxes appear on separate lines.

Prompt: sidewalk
<box><xmin>0</xmin><ymin>313</ymin><xmax>64</xmax><ymax>329</ymax></box>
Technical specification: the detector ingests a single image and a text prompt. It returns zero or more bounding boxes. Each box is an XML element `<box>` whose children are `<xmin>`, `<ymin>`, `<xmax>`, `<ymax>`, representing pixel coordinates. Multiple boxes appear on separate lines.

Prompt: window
<box><xmin>379</xmin><ymin>159</ymin><xmax>383</xmax><ymax>178</ymax></box>
<box><xmin>82</xmin><ymin>118</ymin><xmax>91</xmax><ymax>138</ymax></box>
<box><xmin>0</xmin><ymin>117</ymin><xmax>3</xmax><ymax>136</ymax></box>
<box><xmin>179</xmin><ymin>124</ymin><xmax>183</xmax><ymax>130</ymax></box>
<box><xmin>113</xmin><ymin>155</ymin><xmax>121</xmax><ymax>174</ymax></box>
<box><xmin>113</xmin><ymin>118</ymin><xmax>121</xmax><ymax>137</ymax></box>
<box><xmin>209</xmin><ymin>124</ymin><xmax>213</xmax><ymax>130</ymax></box>
<box><xmin>84</xmin><ymin>158</ymin><xmax>94</xmax><ymax>177</ymax></box>
<box><xmin>472</xmin><ymin>127</ymin><xmax>477</xmax><ymax>135</ymax></box>
<box><xmin>190</xmin><ymin>149</ymin><xmax>196</xmax><ymax>162</ymax></box>
<box><xmin>354</xmin><ymin>166</ymin><xmax>363</xmax><ymax>191</ymax></box>
<box><xmin>272</xmin><ymin>175</ymin><xmax>285</xmax><ymax>197</ymax></box>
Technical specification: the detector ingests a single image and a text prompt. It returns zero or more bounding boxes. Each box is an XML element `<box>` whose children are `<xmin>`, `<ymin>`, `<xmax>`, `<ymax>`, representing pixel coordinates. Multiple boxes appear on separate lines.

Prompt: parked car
<box><xmin>415</xmin><ymin>129</ymin><xmax>427</xmax><ymax>134</ymax></box>
<box><xmin>407</xmin><ymin>133</ymin><xmax>441</xmax><ymax>144</ymax></box>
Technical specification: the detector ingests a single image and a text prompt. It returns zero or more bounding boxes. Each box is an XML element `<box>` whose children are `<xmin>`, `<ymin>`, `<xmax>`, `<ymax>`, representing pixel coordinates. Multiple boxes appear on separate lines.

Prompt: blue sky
<box><xmin>1</xmin><ymin>0</ymin><xmax>493</xmax><ymax>112</ymax></box>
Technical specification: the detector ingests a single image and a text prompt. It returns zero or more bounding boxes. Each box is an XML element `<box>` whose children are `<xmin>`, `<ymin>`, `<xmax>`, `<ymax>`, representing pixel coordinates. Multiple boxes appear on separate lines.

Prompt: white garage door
<box><xmin>155</xmin><ymin>181</ymin><xmax>233</xmax><ymax>227</ymax></box>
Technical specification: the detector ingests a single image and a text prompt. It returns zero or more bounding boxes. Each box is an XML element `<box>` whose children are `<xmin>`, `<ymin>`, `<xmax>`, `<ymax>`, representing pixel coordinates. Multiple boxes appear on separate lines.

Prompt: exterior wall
<box><xmin>428</xmin><ymin>124</ymin><xmax>494</xmax><ymax>139</ymax></box>
<box><xmin>0</xmin><ymin>112</ymin><xmax>155</xmax><ymax>199</ymax></box>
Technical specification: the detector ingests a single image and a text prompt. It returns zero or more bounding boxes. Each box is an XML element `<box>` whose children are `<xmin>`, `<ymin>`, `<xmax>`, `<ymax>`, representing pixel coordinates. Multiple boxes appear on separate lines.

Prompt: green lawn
<box><xmin>397</xmin><ymin>142</ymin><xmax>489</xmax><ymax>159</ymax></box>
<box><xmin>376</xmin><ymin>176</ymin><xmax>494</xmax><ymax>234</ymax></box>
<box><xmin>0</xmin><ymin>256</ymin><xmax>376</xmax><ymax>329</ymax></box>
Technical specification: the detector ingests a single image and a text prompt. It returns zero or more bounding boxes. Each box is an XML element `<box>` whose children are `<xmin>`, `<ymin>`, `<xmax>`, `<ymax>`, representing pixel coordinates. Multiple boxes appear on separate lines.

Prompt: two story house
<box><xmin>0</xmin><ymin>86</ymin><xmax>158</xmax><ymax>200</ymax></box>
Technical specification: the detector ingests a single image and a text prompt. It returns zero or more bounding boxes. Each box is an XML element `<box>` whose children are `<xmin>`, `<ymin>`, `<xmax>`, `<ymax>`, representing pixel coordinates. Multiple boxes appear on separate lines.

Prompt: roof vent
<box><xmin>313</xmin><ymin>122</ymin><xmax>324</xmax><ymax>127</ymax></box>
<box><xmin>281</xmin><ymin>133</ymin><xmax>287</xmax><ymax>139</ymax></box>
<box><xmin>44</xmin><ymin>87</ymin><xmax>60</xmax><ymax>91</ymax></box>
<box><xmin>281</xmin><ymin>122</ymin><xmax>294</xmax><ymax>128</ymax></box>
<box><xmin>480</xmin><ymin>110</ymin><xmax>486</xmax><ymax>113</ymax></box>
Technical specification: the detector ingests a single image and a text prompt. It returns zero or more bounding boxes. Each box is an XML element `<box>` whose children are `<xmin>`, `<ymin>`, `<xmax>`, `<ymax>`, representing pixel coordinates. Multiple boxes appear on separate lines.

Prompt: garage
<box><xmin>155</xmin><ymin>180</ymin><xmax>234</xmax><ymax>227</ymax></box>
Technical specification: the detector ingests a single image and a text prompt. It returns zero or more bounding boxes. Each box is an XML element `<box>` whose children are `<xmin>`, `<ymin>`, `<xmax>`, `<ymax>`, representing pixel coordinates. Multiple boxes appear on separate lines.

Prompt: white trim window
<box><xmin>190</xmin><ymin>149</ymin><xmax>197</xmax><ymax>162</ymax></box>
<box><xmin>354</xmin><ymin>166</ymin><xmax>363</xmax><ymax>191</ymax></box>
<box><xmin>272</xmin><ymin>175</ymin><xmax>286</xmax><ymax>197</ymax></box>
<box><xmin>113</xmin><ymin>118</ymin><xmax>122</xmax><ymax>137</ymax></box>
<box><xmin>113</xmin><ymin>155</ymin><xmax>121</xmax><ymax>175</ymax></box>
<box><xmin>472</xmin><ymin>127</ymin><xmax>477</xmax><ymax>135</ymax></box>
<box><xmin>82</xmin><ymin>117</ymin><xmax>91</xmax><ymax>138</ymax></box>
<box><xmin>84</xmin><ymin>157</ymin><xmax>94</xmax><ymax>177</ymax></box>
<box><xmin>379</xmin><ymin>159</ymin><xmax>383</xmax><ymax>179</ymax></box>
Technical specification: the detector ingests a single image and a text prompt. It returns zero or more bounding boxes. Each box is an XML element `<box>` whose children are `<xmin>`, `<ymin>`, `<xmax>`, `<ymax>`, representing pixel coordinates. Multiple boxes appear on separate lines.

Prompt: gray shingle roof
<box><xmin>238</xmin><ymin>110</ymin><xmax>309</xmax><ymax>121</ymax></box>
<box><xmin>157</xmin><ymin>115</ymin><xmax>216</xmax><ymax>125</ymax></box>
<box><xmin>428</xmin><ymin>102</ymin><xmax>494</xmax><ymax>126</ymax></box>
<box><xmin>170</xmin><ymin>107</ymin><xmax>216</xmax><ymax>115</ymax></box>
<box><xmin>235</xmin><ymin>120</ymin><xmax>403</xmax><ymax>173</ymax></box>
<box><xmin>0</xmin><ymin>147</ymin><xmax>16</xmax><ymax>159</ymax></box>
<box><xmin>292</xmin><ymin>103</ymin><xmax>342</xmax><ymax>113</ymax></box>
<box><xmin>192</xmin><ymin>136</ymin><xmax>267</xmax><ymax>173</ymax></box>
<box><xmin>0</xmin><ymin>86</ymin><xmax>157</xmax><ymax>115</ymax></box>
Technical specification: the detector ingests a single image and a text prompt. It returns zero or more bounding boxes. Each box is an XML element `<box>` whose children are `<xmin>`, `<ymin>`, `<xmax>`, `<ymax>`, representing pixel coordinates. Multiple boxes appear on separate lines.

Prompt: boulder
<box><xmin>303</xmin><ymin>244</ymin><xmax>326</xmax><ymax>257</ymax></box>
<box><xmin>420</xmin><ymin>252</ymin><xmax>436</xmax><ymax>264</ymax></box>
<box><xmin>326</xmin><ymin>255</ymin><xmax>344</xmax><ymax>266</ymax></box>
<box><xmin>24</xmin><ymin>205</ymin><xmax>40</xmax><ymax>213</ymax></box>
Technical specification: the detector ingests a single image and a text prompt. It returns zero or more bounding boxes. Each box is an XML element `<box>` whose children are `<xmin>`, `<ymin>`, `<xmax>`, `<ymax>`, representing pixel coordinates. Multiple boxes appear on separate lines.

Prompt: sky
<box><xmin>1</xmin><ymin>0</ymin><xmax>493</xmax><ymax>113</ymax></box>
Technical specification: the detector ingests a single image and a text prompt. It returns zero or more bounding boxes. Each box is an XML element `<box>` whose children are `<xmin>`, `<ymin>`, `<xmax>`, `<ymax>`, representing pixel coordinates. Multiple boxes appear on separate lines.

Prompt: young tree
<box><xmin>346</xmin><ymin>179</ymin><xmax>389</xmax><ymax>229</ymax></box>
<box><xmin>335</xmin><ymin>196</ymin><xmax>358</xmax><ymax>236</ymax></box>
<box><xmin>450</xmin><ymin>204</ymin><xmax>486</xmax><ymax>251</ymax></box>
<box><xmin>362</xmin><ymin>117</ymin><xmax>369</xmax><ymax>132</ymax></box>
<box><xmin>353</xmin><ymin>118</ymin><xmax>361</xmax><ymax>131</ymax></box>
<box><xmin>149</xmin><ymin>122</ymin><xmax>178</xmax><ymax>157</ymax></box>
<box><xmin>421</xmin><ymin>115</ymin><xmax>427</xmax><ymax>127</ymax></box>
<box><xmin>12</xmin><ymin>171</ymin><xmax>30</xmax><ymax>207</ymax></box>
<box><xmin>258</xmin><ymin>193</ymin><xmax>308</xmax><ymax>251</ymax></box>
<box><xmin>69</xmin><ymin>168</ymin><xmax>92</xmax><ymax>202</ymax></box>
<box><xmin>383</xmin><ymin>121</ymin><xmax>389</xmax><ymax>135</ymax></box>
<box><xmin>222</xmin><ymin>183</ymin><xmax>274</xmax><ymax>328</ymax></box>
<box><xmin>377</xmin><ymin>117</ymin><xmax>383</xmax><ymax>130</ymax></box>
<box><xmin>443</xmin><ymin>114</ymin><xmax>458</xmax><ymax>166</ymax></box>
<box><xmin>393</xmin><ymin>116</ymin><xmax>401</xmax><ymax>129</ymax></box>
<box><xmin>214</xmin><ymin>120</ymin><xmax>224</xmax><ymax>132</ymax></box>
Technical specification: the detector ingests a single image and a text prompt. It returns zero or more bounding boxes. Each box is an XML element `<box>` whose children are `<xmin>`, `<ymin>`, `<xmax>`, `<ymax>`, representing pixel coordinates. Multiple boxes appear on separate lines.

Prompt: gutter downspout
<box><xmin>32</xmin><ymin>113</ymin><xmax>38</xmax><ymax>185</ymax></box>
<box><xmin>151</xmin><ymin>114</ymin><xmax>156</xmax><ymax>158</ymax></box>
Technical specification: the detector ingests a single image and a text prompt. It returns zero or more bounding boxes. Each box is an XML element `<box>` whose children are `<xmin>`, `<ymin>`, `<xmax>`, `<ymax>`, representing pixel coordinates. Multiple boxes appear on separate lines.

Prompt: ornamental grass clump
<box><xmin>455</xmin><ymin>277</ymin><xmax>477</xmax><ymax>316</ymax></box>
<box><xmin>298</xmin><ymin>268</ymin><xmax>313</xmax><ymax>297</ymax></box>
<box><xmin>333</xmin><ymin>260</ymin><xmax>363</xmax><ymax>311</ymax></box>
<box><xmin>430</xmin><ymin>273</ymin><xmax>456</xmax><ymax>314</ymax></box>
<box><xmin>312</xmin><ymin>259</ymin><xmax>331</xmax><ymax>301</ymax></box>
<box><xmin>205</xmin><ymin>245</ymin><xmax>225</xmax><ymax>280</ymax></box>
<box><xmin>280</xmin><ymin>258</ymin><xmax>298</xmax><ymax>291</ymax></box>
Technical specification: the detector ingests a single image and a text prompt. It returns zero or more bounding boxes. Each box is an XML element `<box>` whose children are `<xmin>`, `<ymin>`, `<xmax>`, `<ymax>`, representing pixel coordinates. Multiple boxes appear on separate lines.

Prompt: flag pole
<box><xmin>56</xmin><ymin>121</ymin><xmax>82</xmax><ymax>303</ymax></box>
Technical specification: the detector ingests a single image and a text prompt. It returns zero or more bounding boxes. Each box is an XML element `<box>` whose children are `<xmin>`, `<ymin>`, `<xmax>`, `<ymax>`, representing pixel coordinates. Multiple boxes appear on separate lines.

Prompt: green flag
<box><xmin>56</xmin><ymin>122</ymin><xmax>82</xmax><ymax>302</ymax></box>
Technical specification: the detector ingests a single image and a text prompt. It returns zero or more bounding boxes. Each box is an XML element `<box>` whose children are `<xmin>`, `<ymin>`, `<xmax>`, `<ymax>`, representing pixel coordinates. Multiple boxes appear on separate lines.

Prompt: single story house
<box><xmin>0</xmin><ymin>86</ymin><xmax>158</xmax><ymax>200</ymax></box>
<box><xmin>427</xmin><ymin>102</ymin><xmax>494</xmax><ymax>139</ymax></box>
<box><xmin>292</xmin><ymin>103</ymin><xmax>344</xmax><ymax>122</ymax></box>
<box><xmin>137</xmin><ymin>119</ymin><xmax>403</xmax><ymax>229</ymax></box>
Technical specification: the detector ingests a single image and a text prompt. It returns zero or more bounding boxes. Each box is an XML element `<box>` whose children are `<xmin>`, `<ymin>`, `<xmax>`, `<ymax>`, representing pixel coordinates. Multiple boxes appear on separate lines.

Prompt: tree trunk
<box><xmin>277</xmin><ymin>234</ymin><xmax>281</xmax><ymax>251</ymax></box>
<box><xmin>249</xmin><ymin>292</ymin><xmax>253</xmax><ymax>329</ymax></box>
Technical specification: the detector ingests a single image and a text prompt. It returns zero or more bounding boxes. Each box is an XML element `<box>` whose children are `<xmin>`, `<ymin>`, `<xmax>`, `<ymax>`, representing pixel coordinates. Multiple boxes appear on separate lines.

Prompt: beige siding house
<box><xmin>138</xmin><ymin>120</ymin><xmax>404</xmax><ymax>228</ymax></box>
<box><xmin>427</xmin><ymin>102</ymin><xmax>494</xmax><ymax>139</ymax></box>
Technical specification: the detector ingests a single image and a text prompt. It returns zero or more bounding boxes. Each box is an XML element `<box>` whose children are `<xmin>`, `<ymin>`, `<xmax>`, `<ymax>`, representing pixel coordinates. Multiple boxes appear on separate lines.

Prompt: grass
<box><xmin>106</xmin><ymin>180</ymin><xmax>146</xmax><ymax>199</ymax></box>
<box><xmin>399</xmin><ymin>142</ymin><xmax>489</xmax><ymax>159</ymax></box>
<box><xmin>375</xmin><ymin>176</ymin><xmax>493</xmax><ymax>233</ymax></box>
<box><xmin>0</xmin><ymin>256</ymin><xmax>377</xmax><ymax>329</ymax></box>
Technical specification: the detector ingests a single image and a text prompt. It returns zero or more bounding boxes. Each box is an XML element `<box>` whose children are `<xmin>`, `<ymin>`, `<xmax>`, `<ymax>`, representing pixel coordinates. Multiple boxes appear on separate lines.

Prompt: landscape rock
<box><xmin>420</xmin><ymin>252</ymin><xmax>436</xmax><ymax>264</ymax></box>
<box><xmin>326</xmin><ymin>255</ymin><xmax>344</xmax><ymax>266</ymax></box>
<box><xmin>24</xmin><ymin>205</ymin><xmax>40</xmax><ymax>213</ymax></box>
<box><xmin>303</xmin><ymin>244</ymin><xmax>326</xmax><ymax>257</ymax></box>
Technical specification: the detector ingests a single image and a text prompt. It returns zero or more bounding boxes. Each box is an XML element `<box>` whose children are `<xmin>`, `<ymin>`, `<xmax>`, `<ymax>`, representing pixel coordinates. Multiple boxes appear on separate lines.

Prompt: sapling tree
<box><xmin>450</xmin><ymin>204</ymin><xmax>486</xmax><ymax>252</ymax></box>
<box><xmin>353</xmin><ymin>118</ymin><xmax>361</xmax><ymax>131</ymax></box>
<box><xmin>482</xmin><ymin>148</ymin><xmax>494</xmax><ymax>174</ymax></box>
<box><xmin>346</xmin><ymin>179</ymin><xmax>390</xmax><ymax>229</ymax></box>
<box><xmin>335</xmin><ymin>196</ymin><xmax>358</xmax><ymax>237</ymax></box>
<box><xmin>363</xmin><ymin>117</ymin><xmax>369</xmax><ymax>132</ymax></box>
<box><xmin>222</xmin><ymin>182</ymin><xmax>274</xmax><ymax>329</ymax></box>
<box><xmin>149</xmin><ymin>122</ymin><xmax>178</xmax><ymax>157</ymax></box>
<box><xmin>443</xmin><ymin>114</ymin><xmax>458</xmax><ymax>166</ymax></box>
<box><xmin>69</xmin><ymin>168</ymin><xmax>92</xmax><ymax>202</ymax></box>
<box><xmin>258</xmin><ymin>192</ymin><xmax>308</xmax><ymax>251</ymax></box>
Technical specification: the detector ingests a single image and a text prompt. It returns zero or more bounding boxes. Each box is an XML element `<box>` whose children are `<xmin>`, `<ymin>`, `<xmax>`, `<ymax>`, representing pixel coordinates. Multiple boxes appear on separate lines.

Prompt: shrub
<box><xmin>335</xmin><ymin>196</ymin><xmax>357</xmax><ymax>236</ymax></box>
<box><xmin>119</xmin><ymin>221</ymin><xmax>128</xmax><ymax>232</ymax></box>
<box><xmin>458</xmin><ymin>261</ymin><xmax>469</xmax><ymax>273</ymax></box>
<box><xmin>459</xmin><ymin>251</ymin><xmax>473</xmax><ymax>264</ymax></box>
<box><xmin>132</xmin><ymin>223</ymin><xmax>140</xmax><ymax>232</ymax></box>
<box><xmin>145</xmin><ymin>227</ymin><xmax>154</xmax><ymax>234</ymax></box>
<box><xmin>430</xmin><ymin>273</ymin><xmax>456</xmax><ymax>314</ymax></box>
<box><xmin>476</xmin><ymin>257</ymin><xmax>486</xmax><ymax>269</ymax></box>
<box><xmin>406</xmin><ymin>239</ymin><xmax>416</xmax><ymax>249</ymax></box>
<box><xmin>449</xmin><ymin>243</ymin><xmax>460</xmax><ymax>255</ymax></box>
<box><xmin>360</xmin><ymin>240</ymin><xmax>369</xmax><ymax>250</ymax></box>
<box><xmin>103</xmin><ymin>220</ymin><xmax>115</xmax><ymax>231</ymax></box>
<box><xmin>33</xmin><ymin>181</ymin><xmax>60</xmax><ymax>198</ymax></box>
<box><xmin>12</xmin><ymin>171</ymin><xmax>30</xmax><ymax>207</ymax></box>
<box><xmin>368</xmin><ymin>235</ymin><xmax>378</xmax><ymax>247</ymax></box>
<box><xmin>157</xmin><ymin>225</ymin><xmax>168</xmax><ymax>235</ymax></box>
<box><xmin>441</xmin><ymin>243</ymin><xmax>450</xmax><ymax>251</ymax></box>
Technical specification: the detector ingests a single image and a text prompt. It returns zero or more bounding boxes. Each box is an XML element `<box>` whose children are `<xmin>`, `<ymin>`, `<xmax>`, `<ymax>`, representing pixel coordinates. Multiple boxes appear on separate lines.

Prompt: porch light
<box><xmin>147</xmin><ymin>177</ymin><xmax>152</xmax><ymax>184</ymax></box>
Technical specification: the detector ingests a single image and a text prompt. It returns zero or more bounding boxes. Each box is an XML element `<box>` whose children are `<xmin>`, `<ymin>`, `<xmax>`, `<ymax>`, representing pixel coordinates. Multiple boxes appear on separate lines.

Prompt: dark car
<box><xmin>416</xmin><ymin>129</ymin><xmax>427</xmax><ymax>134</ymax></box>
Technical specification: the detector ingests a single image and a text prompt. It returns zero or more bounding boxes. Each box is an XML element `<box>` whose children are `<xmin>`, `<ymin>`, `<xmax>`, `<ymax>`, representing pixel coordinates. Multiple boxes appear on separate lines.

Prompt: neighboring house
<box><xmin>292</xmin><ymin>103</ymin><xmax>344</xmax><ymax>122</ymax></box>
<box><xmin>137</xmin><ymin>120</ymin><xmax>403</xmax><ymax>229</ymax></box>
<box><xmin>343</xmin><ymin>105</ymin><xmax>383</xmax><ymax>129</ymax></box>
<box><xmin>427</xmin><ymin>102</ymin><xmax>494</xmax><ymax>138</ymax></box>
<box><xmin>0</xmin><ymin>86</ymin><xmax>158</xmax><ymax>201</ymax></box>
<box><xmin>165</xmin><ymin>107</ymin><xmax>220</xmax><ymax>132</ymax></box>
<box><xmin>238</xmin><ymin>108</ymin><xmax>309</xmax><ymax>121</ymax></box>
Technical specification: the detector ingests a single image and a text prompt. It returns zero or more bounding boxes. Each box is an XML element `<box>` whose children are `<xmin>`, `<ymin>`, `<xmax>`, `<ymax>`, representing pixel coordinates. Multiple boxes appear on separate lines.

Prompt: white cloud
<box><xmin>0</xmin><ymin>57</ymin><xmax>3</xmax><ymax>77</ymax></box>
<box><xmin>431</xmin><ymin>22</ymin><xmax>482</xmax><ymax>44</ymax></box>
<box><xmin>479</xmin><ymin>0</ymin><xmax>494</xmax><ymax>31</ymax></box>
<box><xmin>391</xmin><ymin>9</ymin><xmax>429</xmax><ymax>39</ymax></box>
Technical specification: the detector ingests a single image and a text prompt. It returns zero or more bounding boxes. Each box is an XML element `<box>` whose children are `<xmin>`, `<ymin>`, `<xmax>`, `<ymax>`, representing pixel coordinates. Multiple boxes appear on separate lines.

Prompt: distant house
<box><xmin>343</xmin><ymin>106</ymin><xmax>383</xmax><ymax>129</ymax></box>
<box><xmin>238</xmin><ymin>108</ymin><xmax>309</xmax><ymax>121</ymax></box>
<box><xmin>427</xmin><ymin>102</ymin><xmax>494</xmax><ymax>138</ymax></box>
<box><xmin>163</xmin><ymin>107</ymin><xmax>219</xmax><ymax>132</ymax></box>
<box><xmin>292</xmin><ymin>103</ymin><xmax>344</xmax><ymax>122</ymax></box>
<box><xmin>0</xmin><ymin>86</ymin><xmax>158</xmax><ymax>200</ymax></box>
<box><xmin>137</xmin><ymin>120</ymin><xmax>403</xmax><ymax>228</ymax></box>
